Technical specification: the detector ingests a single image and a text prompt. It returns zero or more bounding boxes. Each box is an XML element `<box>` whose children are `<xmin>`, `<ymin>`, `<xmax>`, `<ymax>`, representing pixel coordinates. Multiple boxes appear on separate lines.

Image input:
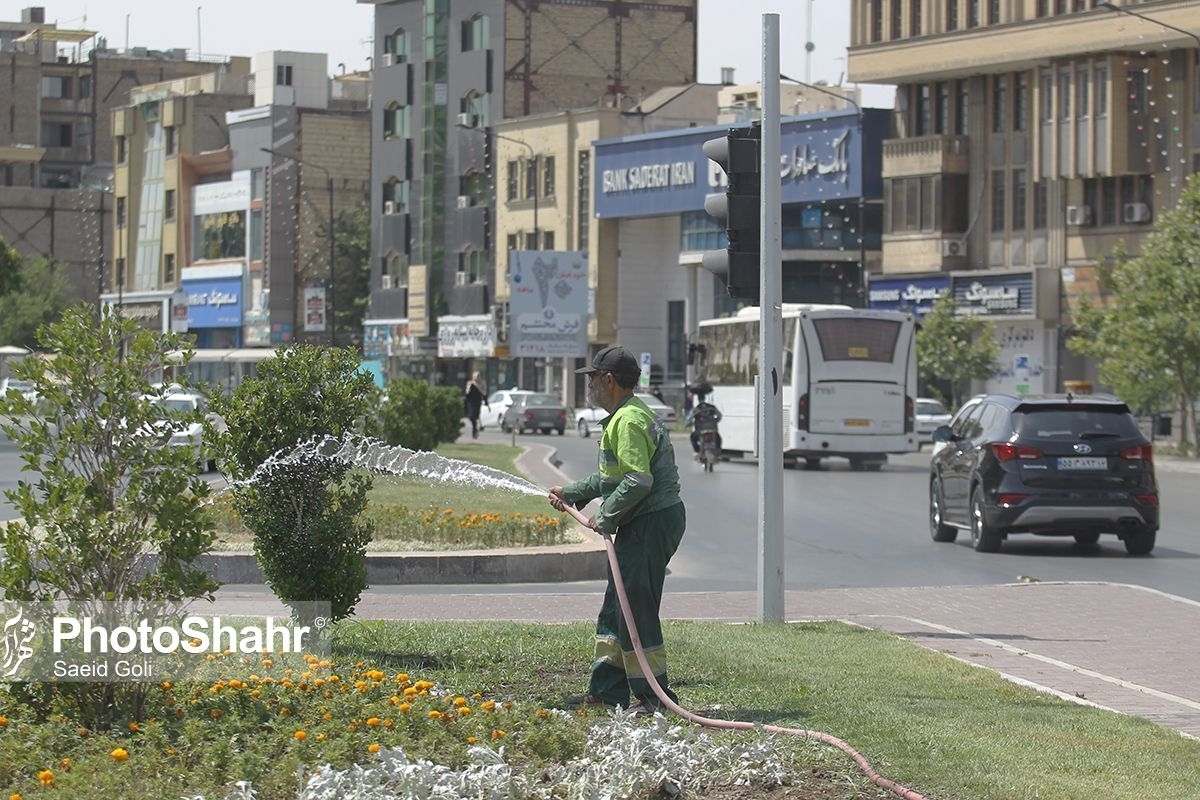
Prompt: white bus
<box><xmin>695</xmin><ymin>304</ymin><xmax>919</xmax><ymax>470</ymax></box>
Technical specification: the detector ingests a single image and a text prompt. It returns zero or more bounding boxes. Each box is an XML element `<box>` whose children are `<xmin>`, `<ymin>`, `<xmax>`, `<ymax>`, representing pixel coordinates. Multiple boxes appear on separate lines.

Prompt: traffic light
<box><xmin>701</xmin><ymin>123</ymin><xmax>761</xmax><ymax>300</ymax></box>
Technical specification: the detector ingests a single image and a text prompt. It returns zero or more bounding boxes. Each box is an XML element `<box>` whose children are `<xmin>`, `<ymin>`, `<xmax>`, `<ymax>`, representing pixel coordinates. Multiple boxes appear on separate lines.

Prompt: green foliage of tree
<box><xmin>208</xmin><ymin>344</ymin><xmax>376</xmax><ymax>622</ymax></box>
<box><xmin>319</xmin><ymin>200</ymin><xmax>371</xmax><ymax>340</ymax></box>
<box><xmin>0</xmin><ymin>304</ymin><xmax>217</xmax><ymax>603</ymax></box>
<box><xmin>1069</xmin><ymin>174</ymin><xmax>1200</xmax><ymax>451</ymax></box>
<box><xmin>0</xmin><ymin>239</ymin><xmax>73</xmax><ymax>349</ymax></box>
<box><xmin>376</xmin><ymin>376</ymin><xmax>464</xmax><ymax>451</ymax></box>
<box><xmin>915</xmin><ymin>294</ymin><xmax>1000</xmax><ymax>408</ymax></box>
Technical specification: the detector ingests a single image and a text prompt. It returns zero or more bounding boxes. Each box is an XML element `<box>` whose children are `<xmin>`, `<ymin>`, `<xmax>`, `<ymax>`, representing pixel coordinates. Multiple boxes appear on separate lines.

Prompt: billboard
<box><xmin>508</xmin><ymin>250</ymin><xmax>588</xmax><ymax>358</ymax></box>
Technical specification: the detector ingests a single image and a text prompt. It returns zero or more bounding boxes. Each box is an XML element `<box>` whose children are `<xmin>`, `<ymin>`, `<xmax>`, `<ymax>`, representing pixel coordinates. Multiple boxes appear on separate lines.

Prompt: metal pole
<box><xmin>1098</xmin><ymin>2</ymin><xmax>1200</xmax><ymax>49</ymax></box>
<box><xmin>758</xmin><ymin>13</ymin><xmax>784</xmax><ymax>624</ymax></box>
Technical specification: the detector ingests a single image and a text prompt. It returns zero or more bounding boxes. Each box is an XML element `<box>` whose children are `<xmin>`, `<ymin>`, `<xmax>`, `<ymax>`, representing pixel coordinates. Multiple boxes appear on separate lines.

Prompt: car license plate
<box><xmin>1057</xmin><ymin>456</ymin><xmax>1108</xmax><ymax>470</ymax></box>
<box><xmin>844</xmin><ymin>418</ymin><xmax>870</xmax><ymax>427</ymax></box>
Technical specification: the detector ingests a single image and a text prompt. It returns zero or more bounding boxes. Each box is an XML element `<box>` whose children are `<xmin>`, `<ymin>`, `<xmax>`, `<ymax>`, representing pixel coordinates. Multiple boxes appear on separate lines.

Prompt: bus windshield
<box><xmin>811</xmin><ymin>317</ymin><xmax>901</xmax><ymax>363</ymax></box>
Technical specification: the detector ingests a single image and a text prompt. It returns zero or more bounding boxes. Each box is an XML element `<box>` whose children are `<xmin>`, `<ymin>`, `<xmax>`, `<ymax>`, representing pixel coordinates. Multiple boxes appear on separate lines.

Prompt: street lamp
<box><xmin>260</xmin><ymin>146</ymin><xmax>336</xmax><ymax>345</ymax></box>
<box><xmin>780</xmin><ymin>73</ymin><xmax>867</xmax><ymax>307</ymax></box>
<box><xmin>1097</xmin><ymin>2</ymin><xmax>1200</xmax><ymax>50</ymax></box>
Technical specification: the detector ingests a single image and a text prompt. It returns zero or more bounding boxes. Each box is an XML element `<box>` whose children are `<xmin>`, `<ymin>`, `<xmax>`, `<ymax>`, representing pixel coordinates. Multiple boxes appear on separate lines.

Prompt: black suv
<box><xmin>929</xmin><ymin>394</ymin><xmax>1159</xmax><ymax>555</ymax></box>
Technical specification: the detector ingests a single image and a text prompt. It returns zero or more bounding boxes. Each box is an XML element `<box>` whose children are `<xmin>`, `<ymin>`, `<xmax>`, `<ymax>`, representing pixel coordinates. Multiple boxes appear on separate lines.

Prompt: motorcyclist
<box><xmin>685</xmin><ymin>383</ymin><xmax>722</xmax><ymax>458</ymax></box>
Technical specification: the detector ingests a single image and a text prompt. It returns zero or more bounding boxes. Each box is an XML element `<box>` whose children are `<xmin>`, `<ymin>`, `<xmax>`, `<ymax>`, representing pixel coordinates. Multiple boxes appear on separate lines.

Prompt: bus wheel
<box><xmin>804</xmin><ymin>457</ymin><xmax>821</xmax><ymax>471</ymax></box>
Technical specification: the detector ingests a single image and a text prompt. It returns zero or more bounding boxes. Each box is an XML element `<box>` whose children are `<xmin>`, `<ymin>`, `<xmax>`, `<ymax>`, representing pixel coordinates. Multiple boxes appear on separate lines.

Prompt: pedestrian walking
<box><xmin>547</xmin><ymin>345</ymin><xmax>685</xmax><ymax>714</ymax></box>
<box><xmin>464</xmin><ymin>372</ymin><xmax>489</xmax><ymax>439</ymax></box>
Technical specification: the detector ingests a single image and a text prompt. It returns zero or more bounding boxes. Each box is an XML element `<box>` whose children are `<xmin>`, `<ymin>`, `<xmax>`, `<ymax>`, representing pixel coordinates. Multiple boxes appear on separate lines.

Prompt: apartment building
<box><xmin>361</xmin><ymin>0</ymin><xmax>699</xmax><ymax>388</ymax></box>
<box><xmin>0</xmin><ymin>6</ymin><xmax>232</xmax><ymax>306</ymax></box>
<box><xmin>847</xmin><ymin>0</ymin><xmax>1199</xmax><ymax>395</ymax></box>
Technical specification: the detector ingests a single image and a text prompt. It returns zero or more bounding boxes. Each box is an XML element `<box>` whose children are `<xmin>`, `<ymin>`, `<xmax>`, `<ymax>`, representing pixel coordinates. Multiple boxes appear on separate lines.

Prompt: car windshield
<box><xmin>917</xmin><ymin>400</ymin><xmax>947</xmax><ymax>415</ymax></box>
<box><xmin>1014</xmin><ymin>407</ymin><xmax>1140</xmax><ymax>439</ymax></box>
<box><xmin>524</xmin><ymin>394</ymin><xmax>559</xmax><ymax>406</ymax></box>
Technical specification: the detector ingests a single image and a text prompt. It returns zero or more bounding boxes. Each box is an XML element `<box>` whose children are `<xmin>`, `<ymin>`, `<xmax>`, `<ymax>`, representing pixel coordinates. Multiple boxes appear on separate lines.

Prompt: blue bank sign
<box><xmin>593</xmin><ymin>109</ymin><xmax>886</xmax><ymax>219</ymax></box>
<box><xmin>183</xmin><ymin>278</ymin><xmax>243</xmax><ymax>327</ymax></box>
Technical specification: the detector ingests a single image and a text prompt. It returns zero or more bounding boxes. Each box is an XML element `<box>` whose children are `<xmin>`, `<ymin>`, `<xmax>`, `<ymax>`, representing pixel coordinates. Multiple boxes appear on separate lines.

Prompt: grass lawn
<box><xmin>2</xmin><ymin>619</ymin><xmax>1196</xmax><ymax>799</ymax></box>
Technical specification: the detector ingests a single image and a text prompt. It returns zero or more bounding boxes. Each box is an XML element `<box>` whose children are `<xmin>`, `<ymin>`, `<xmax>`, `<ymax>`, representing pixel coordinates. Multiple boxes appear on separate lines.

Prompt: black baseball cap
<box><xmin>576</xmin><ymin>345</ymin><xmax>640</xmax><ymax>380</ymax></box>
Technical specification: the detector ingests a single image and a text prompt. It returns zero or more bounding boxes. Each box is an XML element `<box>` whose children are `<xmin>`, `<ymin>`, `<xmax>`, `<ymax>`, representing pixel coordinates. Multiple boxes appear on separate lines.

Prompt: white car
<box><xmin>147</xmin><ymin>390</ymin><xmax>226</xmax><ymax>473</ymax></box>
<box><xmin>486</xmin><ymin>388</ymin><xmax>534</xmax><ymax>428</ymax></box>
<box><xmin>915</xmin><ymin>397</ymin><xmax>952</xmax><ymax>446</ymax></box>
<box><xmin>0</xmin><ymin>377</ymin><xmax>38</xmax><ymax>404</ymax></box>
<box><xmin>575</xmin><ymin>393</ymin><xmax>678</xmax><ymax>437</ymax></box>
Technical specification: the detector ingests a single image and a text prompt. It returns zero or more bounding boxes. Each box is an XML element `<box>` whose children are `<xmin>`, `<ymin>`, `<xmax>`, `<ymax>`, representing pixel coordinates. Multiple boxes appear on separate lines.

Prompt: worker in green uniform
<box><xmin>548</xmin><ymin>345</ymin><xmax>686</xmax><ymax>714</ymax></box>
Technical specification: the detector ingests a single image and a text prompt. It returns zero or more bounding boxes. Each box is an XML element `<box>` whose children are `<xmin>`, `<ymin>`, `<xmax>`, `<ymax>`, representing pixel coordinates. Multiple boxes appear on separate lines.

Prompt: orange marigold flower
<box><xmin>398</xmin><ymin>703</ymin><xmax>412</xmax><ymax>713</ymax></box>
<box><xmin>536</xmin><ymin>709</ymin><xmax>550</xmax><ymax>719</ymax></box>
<box><xmin>452</xmin><ymin>696</ymin><xmax>467</xmax><ymax>706</ymax></box>
<box><xmin>160</xmin><ymin>681</ymin><xmax>173</xmax><ymax>691</ymax></box>
<box><xmin>467</xmin><ymin>736</ymin><xmax>477</xmax><ymax>745</ymax></box>
<box><xmin>366</xmin><ymin>717</ymin><xmax>381</xmax><ymax>727</ymax></box>
<box><xmin>210</xmin><ymin>709</ymin><xmax>223</xmax><ymax>719</ymax></box>
<box><xmin>128</xmin><ymin>721</ymin><xmax>140</xmax><ymax>732</ymax></box>
<box><xmin>10</xmin><ymin>793</ymin><xmax>21</xmax><ymax>800</ymax></box>
<box><xmin>490</xmin><ymin>729</ymin><xmax>506</xmax><ymax>740</ymax></box>
<box><xmin>58</xmin><ymin>757</ymin><xmax>71</xmax><ymax>772</ymax></box>
<box><xmin>480</xmin><ymin>700</ymin><xmax>497</xmax><ymax>711</ymax></box>
<box><xmin>322</xmin><ymin>712</ymin><xmax>333</xmax><ymax>720</ymax></box>
<box><xmin>427</xmin><ymin>710</ymin><xmax>443</xmax><ymax>720</ymax></box>
<box><xmin>110</xmin><ymin>748</ymin><xmax>129</xmax><ymax>762</ymax></box>
<box><xmin>37</xmin><ymin>770</ymin><xmax>54</xmax><ymax>787</ymax></box>
<box><xmin>367</xmin><ymin>743</ymin><xmax>381</xmax><ymax>754</ymax></box>
<box><xmin>293</xmin><ymin>730</ymin><xmax>307</xmax><ymax>741</ymax></box>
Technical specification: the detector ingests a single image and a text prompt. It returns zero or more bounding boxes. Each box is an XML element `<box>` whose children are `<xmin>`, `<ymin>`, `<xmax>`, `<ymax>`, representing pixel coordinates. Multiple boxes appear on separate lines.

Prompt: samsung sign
<box><xmin>867</xmin><ymin>276</ymin><xmax>951</xmax><ymax>317</ymax></box>
<box><xmin>593</xmin><ymin>109</ymin><xmax>886</xmax><ymax>219</ymax></box>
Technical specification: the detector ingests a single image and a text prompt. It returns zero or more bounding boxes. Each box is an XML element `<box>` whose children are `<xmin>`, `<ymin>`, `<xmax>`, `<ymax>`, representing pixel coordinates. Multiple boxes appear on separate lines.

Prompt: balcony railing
<box><xmin>882</xmin><ymin>134</ymin><xmax>969</xmax><ymax>178</ymax></box>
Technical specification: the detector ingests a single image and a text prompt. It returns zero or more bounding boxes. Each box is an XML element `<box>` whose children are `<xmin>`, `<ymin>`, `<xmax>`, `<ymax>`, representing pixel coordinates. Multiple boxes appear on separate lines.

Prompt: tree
<box><xmin>0</xmin><ymin>304</ymin><xmax>217</xmax><ymax>604</ymax></box>
<box><xmin>318</xmin><ymin>199</ymin><xmax>372</xmax><ymax>341</ymax></box>
<box><xmin>209</xmin><ymin>344</ymin><xmax>377</xmax><ymax>622</ymax></box>
<box><xmin>0</xmin><ymin>239</ymin><xmax>73</xmax><ymax>349</ymax></box>
<box><xmin>1069</xmin><ymin>174</ymin><xmax>1200</xmax><ymax>451</ymax></box>
<box><xmin>915</xmin><ymin>293</ymin><xmax>1000</xmax><ymax>409</ymax></box>
<box><xmin>376</xmin><ymin>376</ymin><xmax>464</xmax><ymax>451</ymax></box>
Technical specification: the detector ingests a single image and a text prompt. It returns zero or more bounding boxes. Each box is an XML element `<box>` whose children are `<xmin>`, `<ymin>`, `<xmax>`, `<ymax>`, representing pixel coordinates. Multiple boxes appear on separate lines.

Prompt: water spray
<box><xmin>559</xmin><ymin>502</ymin><xmax>931</xmax><ymax>800</ymax></box>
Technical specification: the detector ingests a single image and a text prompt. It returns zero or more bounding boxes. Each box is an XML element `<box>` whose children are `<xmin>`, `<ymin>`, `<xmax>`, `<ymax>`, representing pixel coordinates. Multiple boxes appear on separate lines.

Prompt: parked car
<box><xmin>486</xmin><ymin>388</ymin><xmax>534</xmax><ymax>429</ymax></box>
<box><xmin>500</xmin><ymin>392</ymin><xmax>567</xmax><ymax>435</ymax></box>
<box><xmin>928</xmin><ymin>393</ymin><xmax>1158</xmax><ymax>555</ymax></box>
<box><xmin>576</xmin><ymin>393</ymin><xmax>678</xmax><ymax>438</ymax></box>
<box><xmin>0</xmin><ymin>377</ymin><xmax>38</xmax><ymax>404</ymax></box>
<box><xmin>915</xmin><ymin>397</ymin><xmax>952</xmax><ymax>446</ymax></box>
<box><xmin>146</xmin><ymin>389</ymin><xmax>226</xmax><ymax>473</ymax></box>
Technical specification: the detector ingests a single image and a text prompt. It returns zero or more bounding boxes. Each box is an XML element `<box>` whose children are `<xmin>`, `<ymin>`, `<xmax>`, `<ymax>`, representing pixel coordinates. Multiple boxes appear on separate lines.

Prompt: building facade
<box><xmin>848</xmin><ymin>0</ymin><xmax>1200</xmax><ymax>395</ymax></box>
<box><xmin>361</xmin><ymin>0</ymin><xmax>699</xmax><ymax>389</ymax></box>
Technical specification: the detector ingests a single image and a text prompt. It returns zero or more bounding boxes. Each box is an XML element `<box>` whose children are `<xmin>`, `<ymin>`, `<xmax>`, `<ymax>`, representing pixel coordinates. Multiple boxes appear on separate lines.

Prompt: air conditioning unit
<box><xmin>456</xmin><ymin>112</ymin><xmax>476</xmax><ymax>129</ymax></box>
<box><xmin>381</xmin><ymin>53</ymin><xmax>394</xmax><ymax>68</ymax></box>
<box><xmin>941</xmin><ymin>239</ymin><xmax>964</xmax><ymax>258</ymax></box>
<box><xmin>380</xmin><ymin>274</ymin><xmax>393</xmax><ymax>290</ymax></box>
<box><xmin>1065</xmin><ymin>205</ymin><xmax>1093</xmax><ymax>226</ymax></box>
<box><xmin>456</xmin><ymin>195</ymin><xmax>473</xmax><ymax>210</ymax></box>
<box><xmin>383</xmin><ymin>200</ymin><xmax>396</xmax><ymax>215</ymax></box>
<box><xmin>1123</xmin><ymin>202</ymin><xmax>1152</xmax><ymax>224</ymax></box>
<box><xmin>454</xmin><ymin>271</ymin><xmax>469</xmax><ymax>287</ymax></box>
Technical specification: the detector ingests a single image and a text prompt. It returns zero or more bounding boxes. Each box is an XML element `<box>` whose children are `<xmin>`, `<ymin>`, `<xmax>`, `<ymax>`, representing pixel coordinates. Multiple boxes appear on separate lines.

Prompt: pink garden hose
<box><xmin>561</xmin><ymin>503</ymin><xmax>930</xmax><ymax>800</ymax></box>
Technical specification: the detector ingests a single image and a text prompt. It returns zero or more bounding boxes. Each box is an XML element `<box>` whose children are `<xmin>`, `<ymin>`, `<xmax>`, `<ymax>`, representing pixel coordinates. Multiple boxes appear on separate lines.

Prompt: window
<box><xmin>870</xmin><ymin>0</ymin><xmax>883</xmax><ymax>42</ymax></box>
<box><xmin>385</xmin><ymin>28</ymin><xmax>409</xmax><ymax>63</ymax></box>
<box><xmin>275</xmin><ymin>64</ymin><xmax>293</xmax><ymax>86</ymax></box>
<box><xmin>1036</xmin><ymin>0</ymin><xmax>1048</xmax><ymax>16</ymax></box>
<box><xmin>946</xmin><ymin>0</ymin><xmax>959</xmax><ymax>30</ymax></box>
<box><xmin>955</xmin><ymin>79</ymin><xmax>969</xmax><ymax>135</ymax></box>
<box><xmin>911</xmin><ymin>0</ymin><xmax>922</xmax><ymax>36</ymax></box>
<box><xmin>383</xmin><ymin>103</ymin><xmax>410</xmax><ymax>138</ymax></box>
<box><xmin>1014</xmin><ymin>73</ymin><xmax>1029</xmax><ymax>131</ymax></box>
<box><xmin>891</xmin><ymin>0</ymin><xmax>902</xmax><ymax>38</ymax></box>
<box><xmin>506</xmin><ymin>161</ymin><xmax>518</xmax><ymax>201</ymax></box>
<box><xmin>1012</xmin><ymin>169</ymin><xmax>1027</xmax><ymax>231</ymax></box>
<box><xmin>163</xmin><ymin>253</ymin><xmax>176</xmax><ymax>284</ymax></box>
<box><xmin>506</xmin><ymin>234</ymin><xmax>518</xmax><ymax>258</ymax></box>
<box><xmin>461</xmin><ymin>14</ymin><xmax>489</xmax><ymax>51</ymax></box>
<box><xmin>886</xmin><ymin>176</ymin><xmax>940</xmax><ymax>234</ymax></box>
<box><xmin>988</xmin><ymin>0</ymin><xmax>1000</xmax><ymax>24</ymax></box>
<box><xmin>992</xmin><ymin>75</ymin><xmax>1007</xmax><ymax>133</ymax></box>
<box><xmin>116</xmin><ymin>135</ymin><xmax>127</xmax><ymax>164</ymax></box>
<box><xmin>40</xmin><ymin>75</ymin><xmax>72</xmax><ymax>98</ymax></box>
<box><xmin>524</xmin><ymin>158</ymin><xmax>538</xmax><ymax>200</ymax></box>
<box><xmin>41</xmin><ymin>122</ymin><xmax>73</xmax><ymax>147</ymax></box>
<box><xmin>1077</xmin><ymin>69</ymin><xmax>1089</xmax><ymax>118</ymax></box>
<box><xmin>915</xmin><ymin>84</ymin><xmax>931</xmax><ymax>135</ymax></box>
<box><xmin>935</xmin><ymin>82</ymin><xmax>950</xmax><ymax>134</ymax></box>
<box><xmin>1059</xmin><ymin>69</ymin><xmax>1071</xmax><ymax>121</ymax></box>
<box><xmin>1096</xmin><ymin>66</ymin><xmax>1108</xmax><ymax>116</ymax></box>
<box><xmin>1040</xmin><ymin>72</ymin><xmax>1054</xmax><ymax>122</ymax></box>
<box><xmin>165</xmin><ymin>126</ymin><xmax>176</xmax><ymax>156</ymax></box>
<box><xmin>524</xmin><ymin>232</ymin><xmax>537</xmax><ymax>250</ymax></box>
<box><xmin>1033</xmin><ymin>181</ymin><xmax>1048</xmax><ymax>229</ymax></box>
<box><xmin>383</xmin><ymin>178</ymin><xmax>410</xmax><ymax>211</ymax></box>
<box><xmin>115</xmin><ymin>257</ymin><xmax>126</xmax><ymax>288</ymax></box>
<box><xmin>79</xmin><ymin>74</ymin><xmax>91</xmax><ymax>99</ymax></box>
<box><xmin>542</xmin><ymin>231</ymin><xmax>555</xmax><ymax>250</ymax></box>
<box><xmin>541</xmin><ymin>155</ymin><xmax>555</xmax><ymax>198</ymax></box>
<box><xmin>968</xmin><ymin>0</ymin><xmax>980</xmax><ymax>27</ymax></box>
<box><xmin>196</xmin><ymin>211</ymin><xmax>247</xmax><ymax>260</ymax></box>
<box><xmin>117</xmin><ymin>197</ymin><xmax>127</xmax><ymax>228</ymax></box>
<box><xmin>991</xmin><ymin>170</ymin><xmax>1006</xmax><ymax>232</ymax></box>
<box><xmin>164</xmin><ymin>189</ymin><xmax>176</xmax><ymax>221</ymax></box>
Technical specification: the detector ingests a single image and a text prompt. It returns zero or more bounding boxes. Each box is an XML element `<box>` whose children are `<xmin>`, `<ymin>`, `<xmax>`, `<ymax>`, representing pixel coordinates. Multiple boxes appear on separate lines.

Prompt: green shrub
<box><xmin>209</xmin><ymin>344</ymin><xmax>376</xmax><ymax>623</ymax></box>
<box><xmin>377</xmin><ymin>377</ymin><xmax>463</xmax><ymax>451</ymax></box>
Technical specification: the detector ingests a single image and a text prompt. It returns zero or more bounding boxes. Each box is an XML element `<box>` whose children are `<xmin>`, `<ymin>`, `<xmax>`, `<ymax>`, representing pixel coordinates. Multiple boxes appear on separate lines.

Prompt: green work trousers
<box><xmin>588</xmin><ymin>502</ymin><xmax>686</xmax><ymax>709</ymax></box>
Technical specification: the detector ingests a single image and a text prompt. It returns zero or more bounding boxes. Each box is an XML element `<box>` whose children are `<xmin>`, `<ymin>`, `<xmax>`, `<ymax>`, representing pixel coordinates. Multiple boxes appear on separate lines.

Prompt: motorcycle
<box><xmin>696</xmin><ymin>424</ymin><xmax>720</xmax><ymax>472</ymax></box>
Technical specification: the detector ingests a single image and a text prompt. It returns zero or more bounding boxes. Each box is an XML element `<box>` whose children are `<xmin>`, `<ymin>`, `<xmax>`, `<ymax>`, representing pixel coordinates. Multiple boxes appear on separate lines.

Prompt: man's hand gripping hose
<box><xmin>561</xmin><ymin>503</ymin><xmax>931</xmax><ymax>800</ymax></box>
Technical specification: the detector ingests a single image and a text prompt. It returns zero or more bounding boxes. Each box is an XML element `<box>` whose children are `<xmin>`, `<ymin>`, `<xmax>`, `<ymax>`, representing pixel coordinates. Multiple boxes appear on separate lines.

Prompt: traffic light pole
<box><xmin>758</xmin><ymin>13</ymin><xmax>784</xmax><ymax>624</ymax></box>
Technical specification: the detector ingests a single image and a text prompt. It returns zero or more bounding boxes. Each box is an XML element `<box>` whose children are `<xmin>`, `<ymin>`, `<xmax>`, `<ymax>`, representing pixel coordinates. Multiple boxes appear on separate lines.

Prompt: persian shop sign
<box><xmin>182</xmin><ymin>278</ymin><xmax>243</xmax><ymax>327</ymax></box>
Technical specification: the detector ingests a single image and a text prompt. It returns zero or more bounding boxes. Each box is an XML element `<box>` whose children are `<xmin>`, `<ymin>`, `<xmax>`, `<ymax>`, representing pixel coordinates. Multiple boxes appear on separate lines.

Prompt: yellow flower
<box><xmin>467</xmin><ymin>736</ymin><xmax>477</xmax><ymax>745</ymax></box>
<box><xmin>427</xmin><ymin>710</ymin><xmax>443</xmax><ymax>720</ymax></box>
<box><xmin>59</xmin><ymin>757</ymin><xmax>71</xmax><ymax>772</ymax></box>
<box><xmin>490</xmin><ymin>729</ymin><xmax>506</xmax><ymax>740</ymax></box>
<box><xmin>37</xmin><ymin>770</ymin><xmax>54</xmax><ymax>786</ymax></box>
<box><xmin>366</xmin><ymin>717</ymin><xmax>381</xmax><ymax>727</ymax></box>
<box><xmin>315</xmin><ymin>733</ymin><xmax>326</xmax><ymax>742</ymax></box>
<box><xmin>367</xmin><ymin>743</ymin><xmax>381</xmax><ymax>754</ymax></box>
<box><xmin>110</xmin><ymin>748</ymin><xmax>129</xmax><ymax>762</ymax></box>
<box><xmin>452</xmin><ymin>696</ymin><xmax>467</xmax><ymax>706</ymax></box>
<box><xmin>398</xmin><ymin>703</ymin><xmax>411</xmax><ymax>713</ymax></box>
<box><xmin>0</xmin><ymin>716</ymin><xmax>8</xmax><ymax>726</ymax></box>
<box><xmin>536</xmin><ymin>709</ymin><xmax>550</xmax><ymax>719</ymax></box>
<box><xmin>128</xmin><ymin>721</ymin><xmax>140</xmax><ymax>732</ymax></box>
<box><xmin>293</xmin><ymin>730</ymin><xmax>307</xmax><ymax>741</ymax></box>
<box><xmin>457</xmin><ymin>707</ymin><xmax>471</xmax><ymax>716</ymax></box>
<box><xmin>10</xmin><ymin>792</ymin><xmax>22</xmax><ymax>800</ymax></box>
<box><xmin>322</xmin><ymin>712</ymin><xmax>333</xmax><ymax>720</ymax></box>
<box><xmin>161</xmin><ymin>681</ymin><xmax>173</xmax><ymax>691</ymax></box>
<box><xmin>480</xmin><ymin>700</ymin><xmax>497</xmax><ymax>711</ymax></box>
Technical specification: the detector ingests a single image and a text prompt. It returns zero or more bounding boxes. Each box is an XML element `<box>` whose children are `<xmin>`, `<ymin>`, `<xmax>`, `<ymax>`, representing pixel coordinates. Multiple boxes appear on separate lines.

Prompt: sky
<box><xmin>47</xmin><ymin>0</ymin><xmax>896</xmax><ymax>108</ymax></box>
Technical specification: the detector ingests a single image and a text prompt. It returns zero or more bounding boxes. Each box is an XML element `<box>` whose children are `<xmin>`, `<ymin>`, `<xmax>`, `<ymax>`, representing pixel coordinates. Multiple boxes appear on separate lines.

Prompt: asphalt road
<box><xmin>4</xmin><ymin>425</ymin><xmax>1199</xmax><ymax>602</ymax></box>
